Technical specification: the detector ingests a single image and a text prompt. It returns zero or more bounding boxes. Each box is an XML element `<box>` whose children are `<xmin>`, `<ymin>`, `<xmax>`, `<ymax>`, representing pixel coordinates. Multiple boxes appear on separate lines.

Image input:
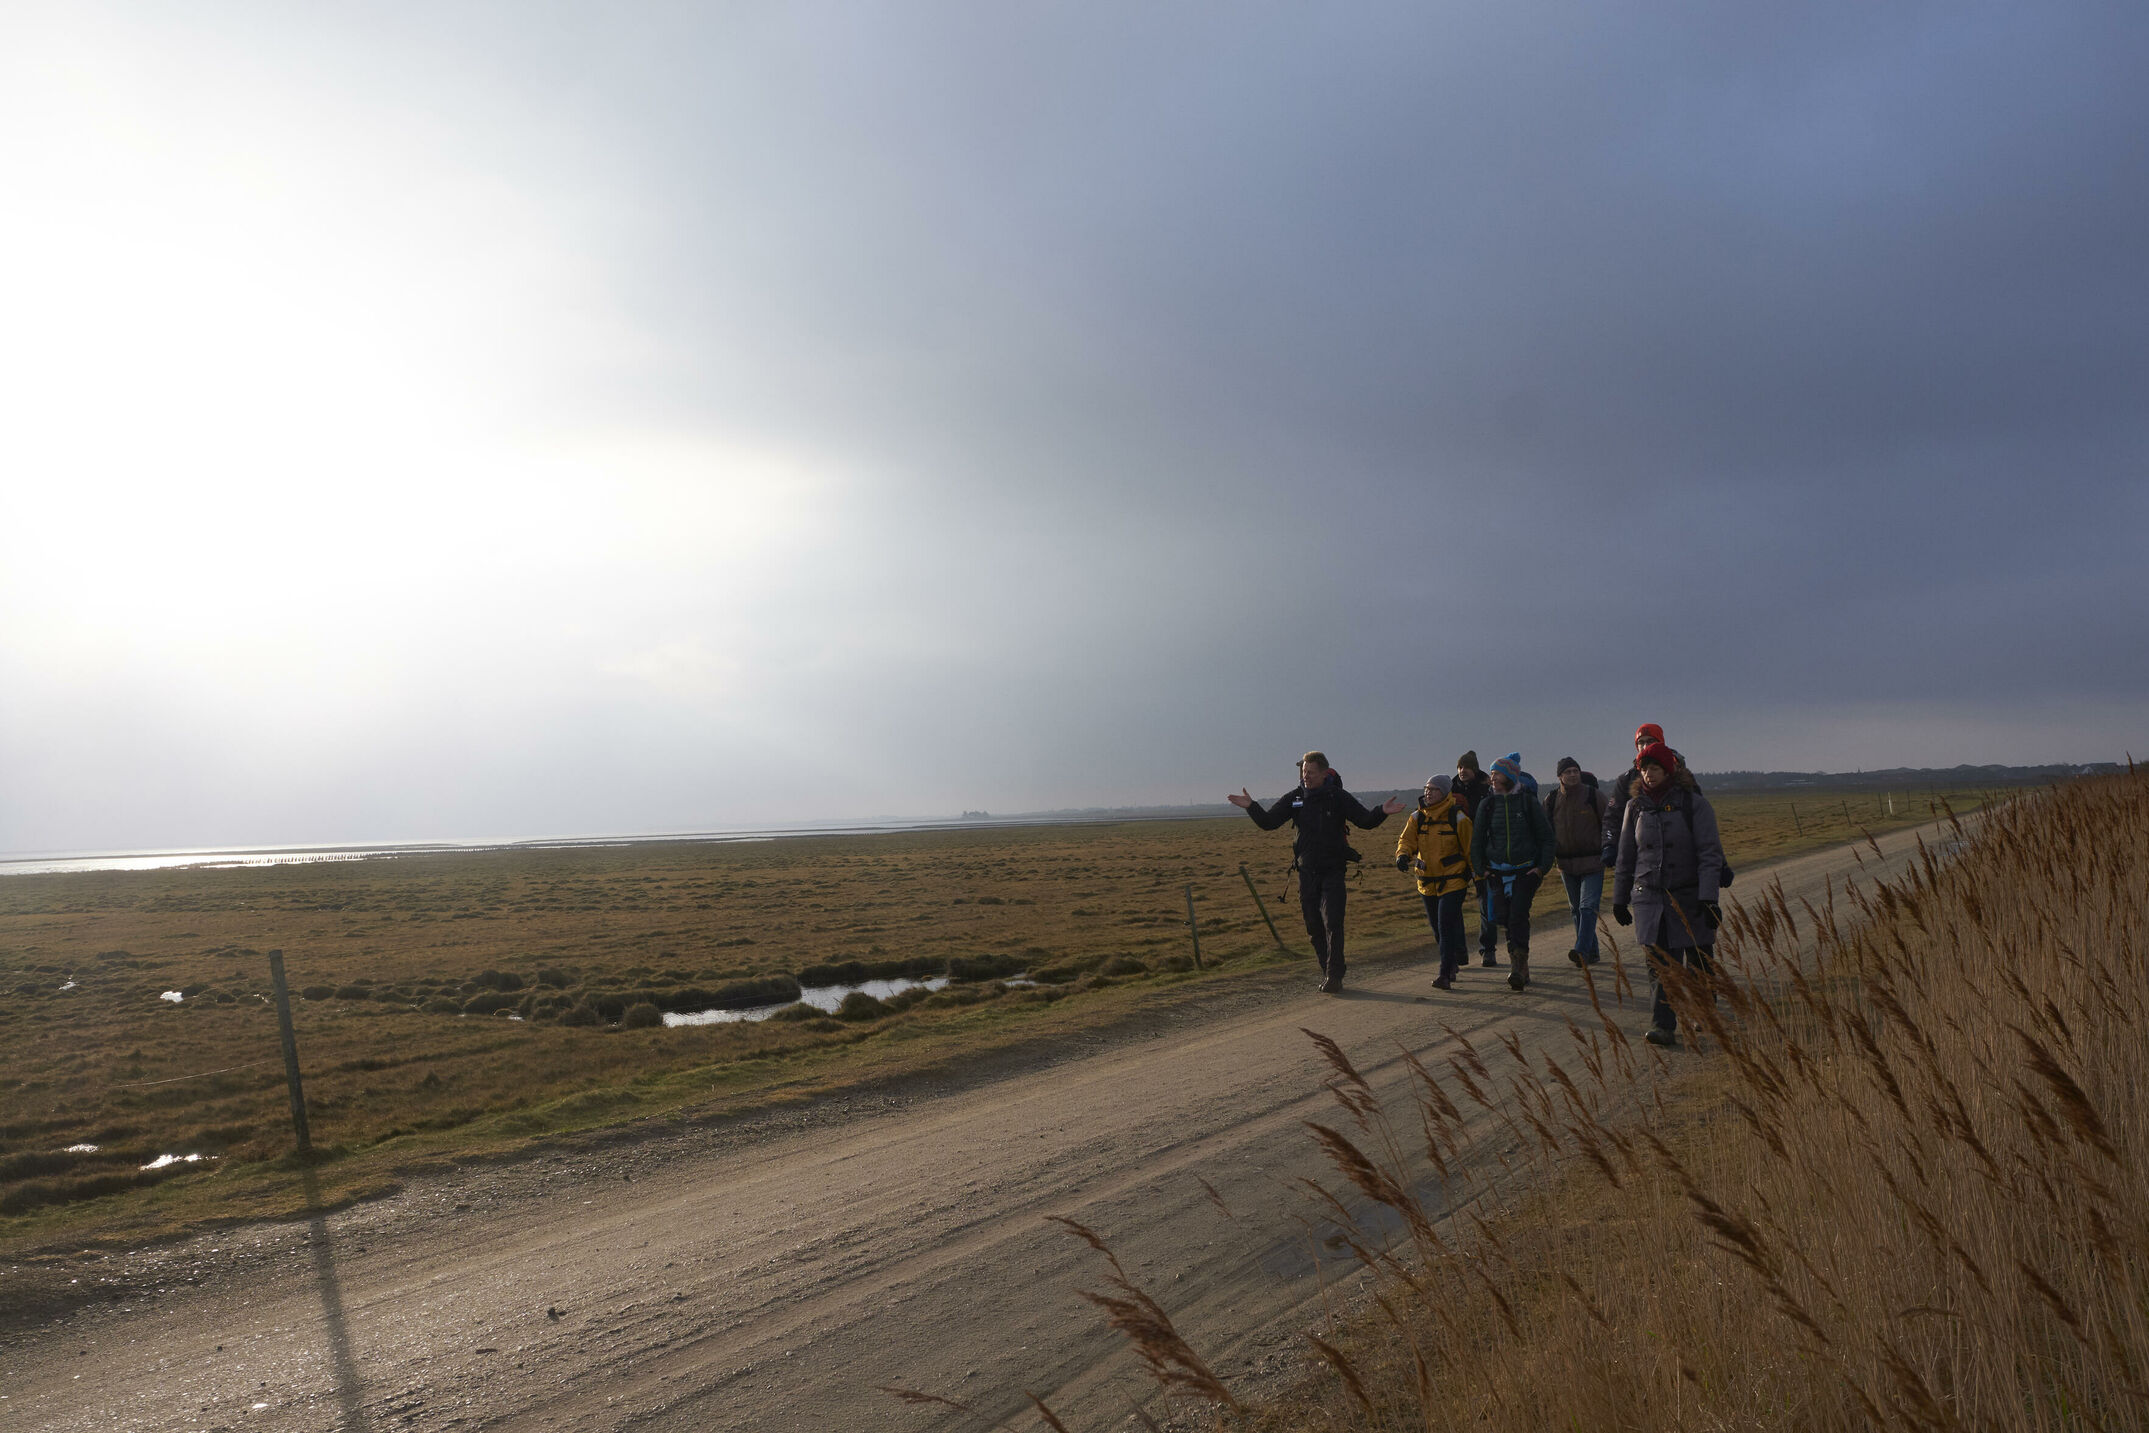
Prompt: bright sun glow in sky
<box><xmin>2</xmin><ymin>24</ymin><xmax>828</xmax><ymax>633</ymax></box>
<box><xmin>1</xmin><ymin>16</ymin><xmax>847</xmax><ymax>840</ymax></box>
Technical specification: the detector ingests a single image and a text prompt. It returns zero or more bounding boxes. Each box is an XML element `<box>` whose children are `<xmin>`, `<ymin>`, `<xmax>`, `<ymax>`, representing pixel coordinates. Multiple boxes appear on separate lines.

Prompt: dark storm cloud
<box><xmin>489</xmin><ymin>1</ymin><xmax>2146</xmax><ymax>772</ymax></box>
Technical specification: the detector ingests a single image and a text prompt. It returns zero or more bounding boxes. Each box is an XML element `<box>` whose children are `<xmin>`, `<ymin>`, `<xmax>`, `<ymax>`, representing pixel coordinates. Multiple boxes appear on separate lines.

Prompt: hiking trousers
<box><xmin>1421</xmin><ymin>890</ymin><xmax>1466</xmax><ymax>980</ymax></box>
<box><xmin>1487</xmin><ymin>869</ymin><xmax>1544</xmax><ymax>954</ymax></box>
<box><xmin>1562</xmin><ymin>869</ymin><xmax>1603</xmax><ymax>959</ymax></box>
<box><xmin>1647</xmin><ymin>944</ymin><xmax>1716</xmax><ymax>1034</ymax></box>
<box><xmin>1297</xmin><ymin>863</ymin><xmax>1348</xmax><ymax>981</ymax></box>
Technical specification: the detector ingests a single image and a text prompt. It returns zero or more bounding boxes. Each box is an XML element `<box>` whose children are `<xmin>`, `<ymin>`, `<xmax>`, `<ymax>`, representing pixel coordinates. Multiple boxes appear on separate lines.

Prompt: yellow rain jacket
<box><xmin>1395</xmin><ymin>796</ymin><xmax>1475</xmax><ymax>897</ymax></box>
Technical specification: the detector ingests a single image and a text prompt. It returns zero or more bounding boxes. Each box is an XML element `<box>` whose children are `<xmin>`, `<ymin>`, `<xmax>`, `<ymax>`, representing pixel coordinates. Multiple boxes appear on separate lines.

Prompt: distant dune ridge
<box><xmin>1700</xmin><ymin>761</ymin><xmax>2124</xmax><ymax>789</ymax></box>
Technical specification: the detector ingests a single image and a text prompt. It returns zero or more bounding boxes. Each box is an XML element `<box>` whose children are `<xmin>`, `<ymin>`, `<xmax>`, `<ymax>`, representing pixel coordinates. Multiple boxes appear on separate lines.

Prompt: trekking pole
<box><xmin>1183</xmin><ymin>884</ymin><xmax>1205</xmax><ymax>969</ymax></box>
<box><xmin>1790</xmin><ymin>803</ymin><xmax>1803</xmax><ymax>837</ymax></box>
<box><xmin>266</xmin><ymin>950</ymin><xmax>313</xmax><ymax>1156</ymax></box>
<box><xmin>1239</xmin><ymin>863</ymin><xmax>1288</xmax><ymax>950</ymax></box>
<box><xmin>1841</xmin><ymin>799</ymin><xmax>1854</xmax><ymax>830</ymax></box>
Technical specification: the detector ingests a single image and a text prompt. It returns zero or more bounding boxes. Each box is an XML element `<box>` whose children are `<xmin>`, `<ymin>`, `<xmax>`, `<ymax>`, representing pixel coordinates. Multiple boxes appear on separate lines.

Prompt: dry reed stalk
<box><xmin>976</xmin><ymin>775</ymin><xmax>2149</xmax><ymax>1430</ymax></box>
<box><xmin>1047</xmin><ymin>1215</ymin><xmax>1244</xmax><ymax>1414</ymax></box>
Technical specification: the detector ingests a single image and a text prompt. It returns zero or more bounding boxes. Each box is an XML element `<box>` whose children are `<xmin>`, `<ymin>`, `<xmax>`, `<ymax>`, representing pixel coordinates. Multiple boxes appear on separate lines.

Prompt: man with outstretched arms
<box><xmin>1231</xmin><ymin>752</ymin><xmax>1405</xmax><ymax>994</ymax></box>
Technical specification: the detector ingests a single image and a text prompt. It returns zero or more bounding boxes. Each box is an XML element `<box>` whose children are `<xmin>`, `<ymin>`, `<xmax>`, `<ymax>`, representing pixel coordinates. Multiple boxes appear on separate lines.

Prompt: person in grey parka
<box><xmin>1611</xmin><ymin>741</ymin><xmax>1726</xmax><ymax>1047</ymax></box>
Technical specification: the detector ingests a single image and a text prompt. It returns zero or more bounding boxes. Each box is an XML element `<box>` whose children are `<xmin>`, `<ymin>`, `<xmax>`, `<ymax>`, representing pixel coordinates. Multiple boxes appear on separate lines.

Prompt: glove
<box><xmin>1395</xmin><ymin>854</ymin><xmax>1413</xmax><ymax>873</ymax></box>
<box><xmin>1600</xmin><ymin>844</ymin><xmax>1616</xmax><ymax>868</ymax></box>
<box><xmin>1613</xmin><ymin>903</ymin><xmax>1632</xmax><ymax>926</ymax></box>
<box><xmin>1699</xmin><ymin>900</ymin><xmax>1721</xmax><ymax>930</ymax></box>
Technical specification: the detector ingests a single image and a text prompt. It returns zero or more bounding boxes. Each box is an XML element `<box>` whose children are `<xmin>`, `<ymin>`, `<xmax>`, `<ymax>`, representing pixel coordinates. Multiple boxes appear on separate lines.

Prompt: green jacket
<box><xmin>1469</xmin><ymin>788</ymin><xmax>1557</xmax><ymax>876</ymax></box>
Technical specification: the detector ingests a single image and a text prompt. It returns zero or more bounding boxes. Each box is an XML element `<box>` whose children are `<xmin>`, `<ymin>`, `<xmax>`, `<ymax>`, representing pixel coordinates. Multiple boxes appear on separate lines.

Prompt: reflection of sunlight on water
<box><xmin>141</xmin><ymin>1152</ymin><xmax>212</xmax><ymax>1171</ymax></box>
<box><xmin>663</xmin><ymin>976</ymin><xmax>957</xmax><ymax>1026</ymax></box>
<box><xmin>1</xmin><ymin>819</ymin><xmax>1021</xmax><ymax>877</ymax></box>
<box><xmin>159</xmin><ymin>990</ymin><xmax>184</xmax><ymax>1003</ymax></box>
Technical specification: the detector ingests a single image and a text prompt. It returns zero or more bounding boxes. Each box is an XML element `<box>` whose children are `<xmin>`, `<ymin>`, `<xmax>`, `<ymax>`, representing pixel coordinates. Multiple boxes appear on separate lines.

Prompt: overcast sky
<box><xmin>2</xmin><ymin>2</ymin><xmax>2144</xmax><ymax>853</ymax></box>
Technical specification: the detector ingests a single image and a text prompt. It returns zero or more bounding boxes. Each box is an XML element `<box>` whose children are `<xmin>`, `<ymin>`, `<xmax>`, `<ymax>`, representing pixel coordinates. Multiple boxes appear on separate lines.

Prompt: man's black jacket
<box><xmin>1244</xmin><ymin>773</ymin><xmax>1390</xmax><ymax>869</ymax></box>
<box><xmin>1450</xmin><ymin>770</ymin><xmax>1492</xmax><ymax>823</ymax></box>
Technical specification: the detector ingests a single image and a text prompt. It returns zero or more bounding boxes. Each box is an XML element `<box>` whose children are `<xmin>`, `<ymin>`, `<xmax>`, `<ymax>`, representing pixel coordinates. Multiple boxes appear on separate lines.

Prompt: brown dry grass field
<box><xmin>0</xmin><ymin>783</ymin><xmax>1995</xmax><ymax>1253</ymax></box>
<box><xmin>1081</xmin><ymin>772</ymin><xmax>2144</xmax><ymax>1432</ymax></box>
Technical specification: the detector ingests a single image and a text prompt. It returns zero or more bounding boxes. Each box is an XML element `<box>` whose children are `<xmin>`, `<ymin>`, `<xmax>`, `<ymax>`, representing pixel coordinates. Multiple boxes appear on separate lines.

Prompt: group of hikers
<box><xmin>1229</xmin><ymin>723</ymin><xmax>1727</xmax><ymax>1047</ymax></box>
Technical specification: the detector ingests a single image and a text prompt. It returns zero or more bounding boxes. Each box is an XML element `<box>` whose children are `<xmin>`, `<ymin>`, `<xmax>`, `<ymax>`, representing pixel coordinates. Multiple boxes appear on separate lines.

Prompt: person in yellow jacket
<box><xmin>1394</xmin><ymin>776</ymin><xmax>1476</xmax><ymax>989</ymax></box>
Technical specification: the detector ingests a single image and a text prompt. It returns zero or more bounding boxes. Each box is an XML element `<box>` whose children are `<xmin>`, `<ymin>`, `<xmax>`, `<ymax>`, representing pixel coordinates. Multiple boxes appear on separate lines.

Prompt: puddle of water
<box><xmin>159</xmin><ymin>990</ymin><xmax>184</xmax><ymax>1003</ymax></box>
<box><xmin>663</xmin><ymin>975</ymin><xmax>961</xmax><ymax>1026</ymax></box>
<box><xmin>65</xmin><ymin>1143</ymin><xmax>98</xmax><ymax>1153</ymax></box>
<box><xmin>141</xmin><ymin>1153</ymin><xmax>213</xmax><ymax>1171</ymax></box>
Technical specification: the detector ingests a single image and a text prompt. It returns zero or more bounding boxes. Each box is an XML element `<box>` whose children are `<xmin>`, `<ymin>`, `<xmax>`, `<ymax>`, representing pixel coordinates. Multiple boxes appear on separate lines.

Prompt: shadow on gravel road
<box><xmin>301</xmin><ymin>1168</ymin><xmax>370</xmax><ymax>1433</ymax></box>
<box><xmin>1331</xmin><ymin>988</ymin><xmax>1436</xmax><ymax>1005</ymax></box>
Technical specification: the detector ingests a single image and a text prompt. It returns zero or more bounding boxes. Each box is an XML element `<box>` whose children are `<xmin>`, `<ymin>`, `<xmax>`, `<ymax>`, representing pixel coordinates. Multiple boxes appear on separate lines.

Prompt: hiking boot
<box><xmin>1507</xmin><ymin>947</ymin><xmax>1530</xmax><ymax>991</ymax></box>
<box><xmin>1479</xmin><ymin>953</ymin><xmax>1500</xmax><ymax>968</ymax></box>
<box><xmin>1644</xmin><ymin>1027</ymin><xmax>1678</xmax><ymax>1048</ymax></box>
<box><xmin>1566</xmin><ymin>948</ymin><xmax>1583</xmax><ymax>967</ymax></box>
<box><xmin>1321</xmin><ymin>975</ymin><xmax>1343</xmax><ymax>995</ymax></box>
<box><xmin>1430</xmin><ymin>974</ymin><xmax>1454</xmax><ymax>991</ymax></box>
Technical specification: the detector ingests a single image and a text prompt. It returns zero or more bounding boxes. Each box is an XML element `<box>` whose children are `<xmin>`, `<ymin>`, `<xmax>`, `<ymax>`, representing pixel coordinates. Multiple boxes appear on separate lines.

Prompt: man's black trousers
<box><xmin>1487</xmin><ymin>868</ymin><xmax>1545</xmax><ymax>954</ymax></box>
<box><xmin>1297</xmin><ymin>863</ymin><xmax>1348</xmax><ymax>981</ymax></box>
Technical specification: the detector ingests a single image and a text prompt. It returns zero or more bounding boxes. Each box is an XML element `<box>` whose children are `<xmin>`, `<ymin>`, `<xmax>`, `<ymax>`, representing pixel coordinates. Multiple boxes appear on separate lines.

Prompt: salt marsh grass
<box><xmin>0</xmin><ymin>787</ymin><xmax>1991</xmax><ymax>1250</ymax></box>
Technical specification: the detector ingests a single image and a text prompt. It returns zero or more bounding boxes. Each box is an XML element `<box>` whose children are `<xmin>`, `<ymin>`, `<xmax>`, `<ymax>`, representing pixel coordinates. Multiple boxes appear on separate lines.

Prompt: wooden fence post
<box><xmin>1239</xmin><ymin>864</ymin><xmax>1288</xmax><ymax>950</ymax></box>
<box><xmin>1183</xmin><ymin>884</ymin><xmax>1205</xmax><ymax>969</ymax></box>
<box><xmin>267</xmin><ymin>950</ymin><xmax>313</xmax><ymax>1155</ymax></box>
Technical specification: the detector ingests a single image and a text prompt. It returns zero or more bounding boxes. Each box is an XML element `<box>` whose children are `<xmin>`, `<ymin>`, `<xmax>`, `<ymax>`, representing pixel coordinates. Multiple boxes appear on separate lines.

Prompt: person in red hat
<box><xmin>1611</xmin><ymin>742</ymin><xmax>1727</xmax><ymax>1047</ymax></box>
<box><xmin>1602</xmin><ymin>723</ymin><xmax>1692</xmax><ymax>867</ymax></box>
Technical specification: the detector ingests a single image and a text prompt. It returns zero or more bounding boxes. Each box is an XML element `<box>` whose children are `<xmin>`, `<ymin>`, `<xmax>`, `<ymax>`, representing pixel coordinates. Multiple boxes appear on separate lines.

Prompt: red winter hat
<box><xmin>1636</xmin><ymin>741</ymin><xmax>1677</xmax><ymax>772</ymax></box>
<box><xmin>1634</xmin><ymin>722</ymin><xmax>1665</xmax><ymax>746</ymax></box>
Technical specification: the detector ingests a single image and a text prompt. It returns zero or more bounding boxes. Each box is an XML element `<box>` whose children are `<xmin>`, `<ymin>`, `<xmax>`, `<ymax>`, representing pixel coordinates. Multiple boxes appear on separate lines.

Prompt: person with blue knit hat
<box><xmin>1469</xmin><ymin>753</ymin><xmax>1557</xmax><ymax>989</ymax></box>
<box><xmin>1491</xmin><ymin>753</ymin><xmax>1536</xmax><ymax>794</ymax></box>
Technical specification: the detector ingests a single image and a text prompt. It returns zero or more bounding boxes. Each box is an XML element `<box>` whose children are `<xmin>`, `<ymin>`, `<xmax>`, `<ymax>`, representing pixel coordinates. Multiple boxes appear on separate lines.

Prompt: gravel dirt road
<box><xmin>1</xmin><ymin>822</ymin><xmax>1950</xmax><ymax>1432</ymax></box>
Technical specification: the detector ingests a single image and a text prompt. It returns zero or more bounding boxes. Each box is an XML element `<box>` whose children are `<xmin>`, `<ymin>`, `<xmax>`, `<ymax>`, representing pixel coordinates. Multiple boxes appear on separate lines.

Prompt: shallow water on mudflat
<box><xmin>662</xmin><ymin>975</ymin><xmax>957</xmax><ymax>1026</ymax></box>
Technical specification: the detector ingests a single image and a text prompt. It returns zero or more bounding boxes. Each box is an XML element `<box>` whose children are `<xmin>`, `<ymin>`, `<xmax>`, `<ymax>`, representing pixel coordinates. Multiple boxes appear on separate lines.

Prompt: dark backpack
<box><xmin>1545</xmin><ymin>779</ymin><xmax>1604</xmax><ymax>822</ymax></box>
